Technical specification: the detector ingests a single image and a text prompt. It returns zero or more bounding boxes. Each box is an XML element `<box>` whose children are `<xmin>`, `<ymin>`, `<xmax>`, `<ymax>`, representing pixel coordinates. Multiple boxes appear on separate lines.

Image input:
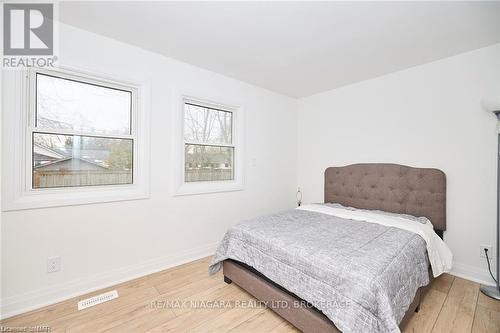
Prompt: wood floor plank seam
<box><xmin>430</xmin><ymin>282</ymin><xmax>452</xmax><ymax>333</ymax></box>
<box><xmin>468</xmin><ymin>280</ymin><xmax>481</xmax><ymax>333</ymax></box>
<box><xmin>469</xmin><ymin>283</ymin><xmax>481</xmax><ymax>333</ymax></box>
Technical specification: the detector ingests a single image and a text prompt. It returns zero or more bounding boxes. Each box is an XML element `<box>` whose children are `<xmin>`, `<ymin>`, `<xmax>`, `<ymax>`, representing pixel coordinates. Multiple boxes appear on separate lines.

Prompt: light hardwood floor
<box><xmin>1</xmin><ymin>257</ymin><xmax>499</xmax><ymax>333</ymax></box>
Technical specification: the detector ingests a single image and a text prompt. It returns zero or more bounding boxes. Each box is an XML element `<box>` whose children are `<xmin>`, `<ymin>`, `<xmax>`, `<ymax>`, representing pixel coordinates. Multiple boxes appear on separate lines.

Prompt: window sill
<box><xmin>174</xmin><ymin>181</ymin><xmax>244</xmax><ymax>196</ymax></box>
<box><xmin>2</xmin><ymin>185</ymin><xmax>150</xmax><ymax>211</ymax></box>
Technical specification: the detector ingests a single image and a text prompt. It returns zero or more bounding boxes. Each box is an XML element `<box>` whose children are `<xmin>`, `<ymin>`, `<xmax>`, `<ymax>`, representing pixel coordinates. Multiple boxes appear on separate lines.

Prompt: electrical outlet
<box><xmin>47</xmin><ymin>256</ymin><xmax>61</xmax><ymax>273</ymax></box>
<box><xmin>480</xmin><ymin>245</ymin><xmax>494</xmax><ymax>258</ymax></box>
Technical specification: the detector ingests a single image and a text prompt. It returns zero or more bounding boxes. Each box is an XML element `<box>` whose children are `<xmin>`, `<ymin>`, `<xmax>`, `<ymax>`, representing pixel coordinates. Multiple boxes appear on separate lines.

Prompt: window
<box><xmin>175</xmin><ymin>97</ymin><xmax>244</xmax><ymax>195</ymax></box>
<box><xmin>32</xmin><ymin>73</ymin><xmax>134</xmax><ymax>188</ymax></box>
<box><xmin>184</xmin><ymin>103</ymin><xmax>234</xmax><ymax>182</ymax></box>
<box><xmin>2</xmin><ymin>67</ymin><xmax>150</xmax><ymax>210</ymax></box>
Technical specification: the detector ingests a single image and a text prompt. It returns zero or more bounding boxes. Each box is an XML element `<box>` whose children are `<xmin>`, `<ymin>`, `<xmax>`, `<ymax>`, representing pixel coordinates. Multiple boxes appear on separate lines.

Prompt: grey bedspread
<box><xmin>209</xmin><ymin>208</ymin><xmax>430</xmax><ymax>333</ymax></box>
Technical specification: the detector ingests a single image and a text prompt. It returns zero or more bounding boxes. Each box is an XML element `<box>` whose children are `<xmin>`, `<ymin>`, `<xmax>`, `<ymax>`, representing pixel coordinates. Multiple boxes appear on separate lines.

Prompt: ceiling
<box><xmin>59</xmin><ymin>1</ymin><xmax>500</xmax><ymax>98</ymax></box>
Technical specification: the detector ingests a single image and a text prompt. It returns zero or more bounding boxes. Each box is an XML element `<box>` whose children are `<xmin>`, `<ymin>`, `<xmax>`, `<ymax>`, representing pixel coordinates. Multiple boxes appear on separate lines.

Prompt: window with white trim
<box><xmin>32</xmin><ymin>71</ymin><xmax>134</xmax><ymax>188</ymax></box>
<box><xmin>175</xmin><ymin>97</ymin><xmax>244</xmax><ymax>195</ymax></box>
<box><xmin>1</xmin><ymin>67</ymin><xmax>150</xmax><ymax>211</ymax></box>
<box><xmin>184</xmin><ymin>102</ymin><xmax>234</xmax><ymax>182</ymax></box>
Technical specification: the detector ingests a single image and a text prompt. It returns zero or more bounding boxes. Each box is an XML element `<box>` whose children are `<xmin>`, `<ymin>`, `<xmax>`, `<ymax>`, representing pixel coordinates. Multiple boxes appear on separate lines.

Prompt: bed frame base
<box><xmin>223</xmin><ymin>260</ymin><xmax>427</xmax><ymax>333</ymax></box>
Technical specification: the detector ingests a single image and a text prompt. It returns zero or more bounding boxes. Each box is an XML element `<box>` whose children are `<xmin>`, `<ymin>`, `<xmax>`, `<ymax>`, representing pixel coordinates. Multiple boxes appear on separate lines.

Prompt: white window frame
<box><xmin>174</xmin><ymin>95</ymin><xmax>244</xmax><ymax>196</ymax></box>
<box><xmin>2</xmin><ymin>66</ymin><xmax>151</xmax><ymax>211</ymax></box>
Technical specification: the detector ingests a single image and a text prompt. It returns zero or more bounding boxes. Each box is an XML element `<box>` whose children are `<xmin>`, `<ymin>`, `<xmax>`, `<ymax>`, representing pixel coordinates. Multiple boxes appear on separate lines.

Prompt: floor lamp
<box><xmin>481</xmin><ymin>96</ymin><xmax>500</xmax><ymax>301</ymax></box>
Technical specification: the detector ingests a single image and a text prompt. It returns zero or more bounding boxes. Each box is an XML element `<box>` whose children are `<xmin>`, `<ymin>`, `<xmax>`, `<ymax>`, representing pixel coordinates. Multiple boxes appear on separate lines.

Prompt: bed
<box><xmin>209</xmin><ymin>163</ymin><xmax>450</xmax><ymax>333</ymax></box>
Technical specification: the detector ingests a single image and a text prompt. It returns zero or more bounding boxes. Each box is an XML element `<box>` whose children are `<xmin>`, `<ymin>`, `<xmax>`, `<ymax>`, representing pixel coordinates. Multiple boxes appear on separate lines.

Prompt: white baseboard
<box><xmin>449</xmin><ymin>261</ymin><xmax>497</xmax><ymax>287</ymax></box>
<box><xmin>0</xmin><ymin>242</ymin><xmax>218</xmax><ymax>320</ymax></box>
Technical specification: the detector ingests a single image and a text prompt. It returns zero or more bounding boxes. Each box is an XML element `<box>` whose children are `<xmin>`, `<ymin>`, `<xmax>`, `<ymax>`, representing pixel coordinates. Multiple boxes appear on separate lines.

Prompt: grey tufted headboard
<box><xmin>325</xmin><ymin>163</ymin><xmax>446</xmax><ymax>232</ymax></box>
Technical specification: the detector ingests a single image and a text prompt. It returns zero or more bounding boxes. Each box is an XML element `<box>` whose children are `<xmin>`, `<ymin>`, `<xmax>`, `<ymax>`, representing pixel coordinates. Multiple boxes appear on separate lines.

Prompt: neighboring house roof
<box><xmin>33</xmin><ymin>144</ymin><xmax>66</xmax><ymax>160</ymax></box>
<box><xmin>34</xmin><ymin>157</ymin><xmax>109</xmax><ymax>170</ymax></box>
<box><xmin>34</xmin><ymin>143</ymin><xmax>111</xmax><ymax>170</ymax></box>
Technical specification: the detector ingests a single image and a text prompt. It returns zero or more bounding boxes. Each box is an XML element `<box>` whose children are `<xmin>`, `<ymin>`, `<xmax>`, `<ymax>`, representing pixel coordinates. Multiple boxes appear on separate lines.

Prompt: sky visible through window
<box><xmin>36</xmin><ymin>74</ymin><xmax>131</xmax><ymax>136</ymax></box>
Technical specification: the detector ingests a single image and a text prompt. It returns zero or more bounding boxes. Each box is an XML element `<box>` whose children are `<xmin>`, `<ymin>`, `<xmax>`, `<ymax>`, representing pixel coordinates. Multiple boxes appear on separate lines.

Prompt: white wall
<box><xmin>297</xmin><ymin>44</ymin><xmax>500</xmax><ymax>285</ymax></box>
<box><xmin>0</xmin><ymin>24</ymin><xmax>297</xmax><ymax>317</ymax></box>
